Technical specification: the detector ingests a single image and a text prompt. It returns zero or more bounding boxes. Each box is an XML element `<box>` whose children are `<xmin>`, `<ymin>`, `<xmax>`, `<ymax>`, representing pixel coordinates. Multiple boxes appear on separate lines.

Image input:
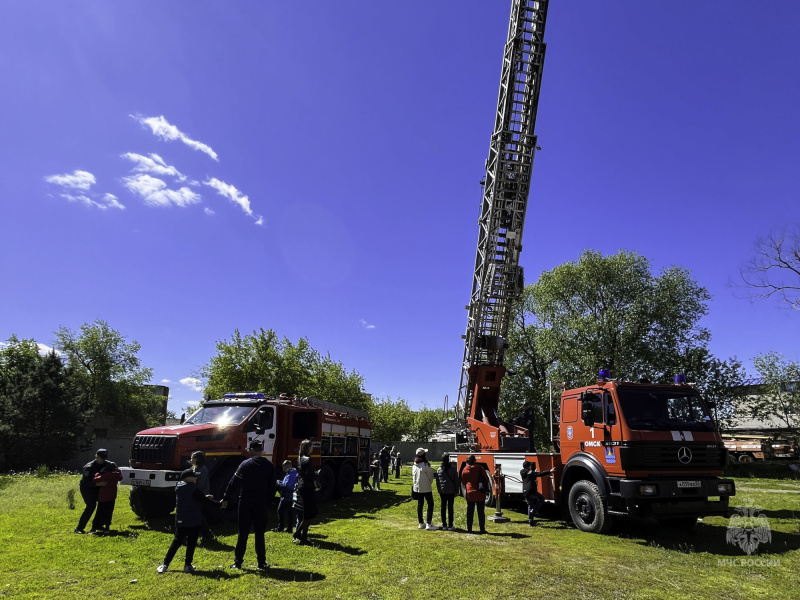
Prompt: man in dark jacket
<box><xmin>222</xmin><ymin>439</ymin><xmax>276</xmax><ymax>570</ymax></box>
<box><xmin>520</xmin><ymin>461</ymin><xmax>555</xmax><ymax>526</ymax></box>
<box><xmin>75</xmin><ymin>449</ymin><xmax>117</xmax><ymax>534</ymax></box>
<box><xmin>379</xmin><ymin>446</ymin><xmax>391</xmax><ymax>483</ymax></box>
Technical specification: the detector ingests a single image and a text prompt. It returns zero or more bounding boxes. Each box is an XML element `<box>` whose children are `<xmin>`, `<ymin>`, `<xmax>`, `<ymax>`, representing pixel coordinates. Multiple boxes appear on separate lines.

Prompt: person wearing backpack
<box><xmin>459</xmin><ymin>454</ymin><xmax>490</xmax><ymax>534</ymax></box>
<box><xmin>412</xmin><ymin>448</ymin><xmax>438</xmax><ymax>531</ymax></box>
<box><xmin>435</xmin><ymin>453</ymin><xmax>459</xmax><ymax>531</ymax></box>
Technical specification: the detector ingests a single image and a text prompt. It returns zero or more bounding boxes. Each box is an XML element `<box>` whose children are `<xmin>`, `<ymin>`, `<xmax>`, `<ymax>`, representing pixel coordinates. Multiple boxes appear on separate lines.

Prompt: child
<box><xmin>157</xmin><ymin>469</ymin><xmax>220</xmax><ymax>573</ymax></box>
<box><xmin>91</xmin><ymin>458</ymin><xmax>122</xmax><ymax>535</ymax></box>
<box><xmin>275</xmin><ymin>460</ymin><xmax>298</xmax><ymax>533</ymax></box>
<box><xmin>370</xmin><ymin>453</ymin><xmax>381</xmax><ymax>491</ymax></box>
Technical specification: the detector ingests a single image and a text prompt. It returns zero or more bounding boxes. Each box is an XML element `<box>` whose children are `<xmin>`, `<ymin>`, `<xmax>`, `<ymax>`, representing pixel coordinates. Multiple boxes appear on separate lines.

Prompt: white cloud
<box><xmin>160</xmin><ymin>379</ymin><xmax>172</xmax><ymax>384</ymax></box>
<box><xmin>123</xmin><ymin>174</ymin><xmax>201</xmax><ymax>208</ymax></box>
<box><xmin>131</xmin><ymin>114</ymin><xmax>219</xmax><ymax>161</ymax></box>
<box><xmin>180</xmin><ymin>377</ymin><xmax>203</xmax><ymax>392</ymax></box>
<box><xmin>37</xmin><ymin>343</ymin><xmax>63</xmax><ymax>357</ymax></box>
<box><xmin>101</xmin><ymin>193</ymin><xmax>125</xmax><ymax>210</ymax></box>
<box><xmin>360</xmin><ymin>319</ymin><xmax>376</xmax><ymax>330</ymax></box>
<box><xmin>122</xmin><ymin>152</ymin><xmax>186</xmax><ymax>181</ymax></box>
<box><xmin>204</xmin><ymin>207</ymin><xmax>215</xmax><ymax>216</ymax></box>
<box><xmin>254</xmin><ymin>216</ymin><xmax>264</xmax><ymax>226</ymax></box>
<box><xmin>204</xmin><ymin>178</ymin><xmax>262</xmax><ymax>224</ymax></box>
<box><xmin>44</xmin><ymin>170</ymin><xmax>96</xmax><ymax>191</ymax></box>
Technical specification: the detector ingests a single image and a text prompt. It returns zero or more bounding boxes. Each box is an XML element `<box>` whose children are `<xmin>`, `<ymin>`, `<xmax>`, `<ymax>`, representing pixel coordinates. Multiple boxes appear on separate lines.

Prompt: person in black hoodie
<box><xmin>156</xmin><ymin>469</ymin><xmax>220</xmax><ymax>573</ymax></box>
<box><xmin>292</xmin><ymin>439</ymin><xmax>318</xmax><ymax>545</ymax></box>
<box><xmin>222</xmin><ymin>439</ymin><xmax>276</xmax><ymax>570</ymax></box>
<box><xmin>520</xmin><ymin>461</ymin><xmax>555</xmax><ymax>526</ymax></box>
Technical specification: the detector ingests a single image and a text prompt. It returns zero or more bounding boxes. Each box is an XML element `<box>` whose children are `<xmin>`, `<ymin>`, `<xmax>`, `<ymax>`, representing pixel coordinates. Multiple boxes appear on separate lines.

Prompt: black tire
<box><xmin>459</xmin><ymin>482</ymin><xmax>494</xmax><ymax>507</ymax></box>
<box><xmin>738</xmin><ymin>454</ymin><xmax>754</xmax><ymax>464</ymax></box>
<box><xmin>337</xmin><ymin>462</ymin><xmax>357</xmax><ymax>498</ymax></box>
<box><xmin>567</xmin><ymin>480</ymin><xmax>613</xmax><ymax>534</ymax></box>
<box><xmin>129</xmin><ymin>486</ymin><xmax>175</xmax><ymax>519</ymax></box>
<box><xmin>657</xmin><ymin>517</ymin><xmax>698</xmax><ymax>530</ymax></box>
<box><xmin>317</xmin><ymin>463</ymin><xmax>336</xmax><ymax>503</ymax></box>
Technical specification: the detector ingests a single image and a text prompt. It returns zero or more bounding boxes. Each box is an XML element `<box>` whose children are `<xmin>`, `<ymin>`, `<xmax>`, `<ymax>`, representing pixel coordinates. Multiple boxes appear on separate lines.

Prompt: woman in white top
<box><xmin>412</xmin><ymin>448</ymin><xmax>438</xmax><ymax>530</ymax></box>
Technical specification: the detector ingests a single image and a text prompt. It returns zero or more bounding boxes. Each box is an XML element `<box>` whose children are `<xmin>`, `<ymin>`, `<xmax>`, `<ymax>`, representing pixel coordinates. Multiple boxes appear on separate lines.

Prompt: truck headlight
<box><xmin>717</xmin><ymin>483</ymin><xmax>733</xmax><ymax>494</ymax></box>
<box><xmin>639</xmin><ymin>484</ymin><xmax>658</xmax><ymax>496</ymax></box>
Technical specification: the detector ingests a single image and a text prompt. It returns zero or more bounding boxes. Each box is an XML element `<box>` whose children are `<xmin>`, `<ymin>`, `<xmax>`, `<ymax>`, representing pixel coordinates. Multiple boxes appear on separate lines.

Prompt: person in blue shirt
<box><xmin>157</xmin><ymin>469</ymin><xmax>220</xmax><ymax>574</ymax></box>
<box><xmin>274</xmin><ymin>460</ymin><xmax>297</xmax><ymax>533</ymax></box>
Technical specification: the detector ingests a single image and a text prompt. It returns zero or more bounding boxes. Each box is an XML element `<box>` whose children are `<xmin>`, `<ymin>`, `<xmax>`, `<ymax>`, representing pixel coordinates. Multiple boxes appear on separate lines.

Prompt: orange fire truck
<box><xmin>453</xmin><ymin>0</ymin><xmax>734</xmax><ymax>533</ymax></box>
<box><xmin>119</xmin><ymin>392</ymin><xmax>371</xmax><ymax>518</ymax></box>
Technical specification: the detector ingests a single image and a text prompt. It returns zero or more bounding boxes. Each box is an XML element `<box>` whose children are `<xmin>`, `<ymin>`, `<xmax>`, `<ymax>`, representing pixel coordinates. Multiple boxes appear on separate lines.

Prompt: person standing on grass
<box><xmin>435</xmin><ymin>453</ymin><xmax>459</xmax><ymax>531</ymax></box>
<box><xmin>75</xmin><ymin>448</ymin><xmax>116</xmax><ymax>535</ymax></box>
<box><xmin>520</xmin><ymin>461</ymin><xmax>555</xmax><ymax>526</ymax></box>
<box><xmin>379</xmin><ymin>446</ymin><xmax>391</xmax><ymax>483</ymax></box>
<box><xmin>390</xmin><ymin>446</ymin><xmax>397</xmax><ymax>474</ymax></box>
<box><xmin>370</xmin><ymin>453</ymin><xmax>381</xmax><ymax>491</ymax></box>
<box><xmin>459</xmin><ymin>454</ymin><xmax>489</xmax><ymax>534</ymax></box>
<box><xmin>274</xmin><ymin>460</ymin><xmax>297</xmax><ymax>533</ymax></box>
<box><xmin>412</xmin><ymin>448</ymin><xmax>438</xmax><ymax>531</ymax></box>
<box><xmin>394</xmin><ymin>452</ymin><xmax>402</xmax><ymax>479</ymax></box>
<box><xmin>221</xmin><ymin>439</ymin><xmax>276</xmax><ymax>570</ymax></box>
<box><xmin>293</xmin><ymin>439</ymin><xmax>319</xmax><ymax>545</ymax></box>
<box><xmin>157</xmin><ymin>469</ymin><xmax>221</xmax><ymax>574</ymax></box>
<box><xmin>190</xmin><ymin>451</ymin><xmax>215</xmax><ymax>541</ymax></box>
<box><xmin>91</xmin><ymin>460</ymin><xmax>122</xmax><ymax>535</ymax></box>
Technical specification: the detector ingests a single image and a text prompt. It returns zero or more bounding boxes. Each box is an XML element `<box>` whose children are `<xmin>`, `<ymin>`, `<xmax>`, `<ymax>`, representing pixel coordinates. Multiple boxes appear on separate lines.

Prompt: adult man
<box><xmin>379</xmin><ymin>445</ymin><xmax>391</xmax><ymax>483</ymax></box>
<box><xmin>221</xmin><ymin>440</ymin><xmax>276</xmax><ymax>570</ymax></box>
<box><xmin>520</xmin><ymin>461</ymin><xmax>555</xmax><ymax>526</ymax></box>
<box><xmin>75</xmin><ymin>449</ymin><xmax>119</xmax><ymax>535</ymax></box>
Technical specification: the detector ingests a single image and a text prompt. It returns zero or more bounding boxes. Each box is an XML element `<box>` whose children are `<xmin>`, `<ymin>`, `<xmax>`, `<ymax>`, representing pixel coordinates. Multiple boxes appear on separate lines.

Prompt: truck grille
<box><xmin>621</xmin><ymin>442</ymin><xmax>725</xmax><ymax>470</ymax></box>
<box><xmin>131</xmin><ymin>435</ymin><xmax>177</xmax><ymax>463</ymax></box>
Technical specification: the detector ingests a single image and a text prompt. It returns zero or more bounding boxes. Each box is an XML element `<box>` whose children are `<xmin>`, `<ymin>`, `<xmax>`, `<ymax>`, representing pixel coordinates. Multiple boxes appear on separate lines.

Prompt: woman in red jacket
<box><xmin>92</xmin><ymin>463</ymin><xmax>123</xmax><ymax>535</ymax></box>
<box><xmin>459</xmin><ymin>454</ymin><xmax>490</xmax><ymax>534</ymax></box>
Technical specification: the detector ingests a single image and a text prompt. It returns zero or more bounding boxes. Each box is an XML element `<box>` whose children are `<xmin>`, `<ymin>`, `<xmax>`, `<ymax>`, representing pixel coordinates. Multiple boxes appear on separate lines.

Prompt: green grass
<box><xmin>0</xmin><ymin>472</ymin><xmax>798</xmax><ymax>599</ymax></box>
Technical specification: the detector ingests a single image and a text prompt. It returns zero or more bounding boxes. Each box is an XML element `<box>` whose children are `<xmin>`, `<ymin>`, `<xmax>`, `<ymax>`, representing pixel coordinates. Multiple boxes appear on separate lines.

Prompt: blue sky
<box><xmin>1</xmin><ymin>1</ymin><xmax>798</xmax><ymax>415</ymax></box>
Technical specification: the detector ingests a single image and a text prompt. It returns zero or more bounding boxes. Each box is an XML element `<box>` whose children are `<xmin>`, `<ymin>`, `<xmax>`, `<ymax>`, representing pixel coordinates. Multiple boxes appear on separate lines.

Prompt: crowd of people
<box><xmin>74</xmin><ymin>442</ymin><xmax>550</xmax><ymax>574</ymax></box>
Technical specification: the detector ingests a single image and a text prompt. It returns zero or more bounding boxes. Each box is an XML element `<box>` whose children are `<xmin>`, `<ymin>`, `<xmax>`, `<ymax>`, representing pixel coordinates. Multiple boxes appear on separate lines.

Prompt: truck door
<box><xmin>246</xmin><ymin>406</ymin><xmax>276</xmax><ymax>461</ymax></box>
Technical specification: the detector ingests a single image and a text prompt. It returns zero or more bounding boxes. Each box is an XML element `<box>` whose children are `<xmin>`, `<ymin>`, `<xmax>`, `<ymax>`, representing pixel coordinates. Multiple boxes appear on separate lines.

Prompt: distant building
<box><xmin>726</xmin><ymin>379</ymin><xmax>798</xmax><ymax>433</ymax></box>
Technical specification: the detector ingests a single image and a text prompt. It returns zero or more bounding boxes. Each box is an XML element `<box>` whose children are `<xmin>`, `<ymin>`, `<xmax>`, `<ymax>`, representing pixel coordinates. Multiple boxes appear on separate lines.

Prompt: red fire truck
<box><xmin>119</xmin><ymin>392</ymin><xmax>371</xmax><ymax>518</ymax></box>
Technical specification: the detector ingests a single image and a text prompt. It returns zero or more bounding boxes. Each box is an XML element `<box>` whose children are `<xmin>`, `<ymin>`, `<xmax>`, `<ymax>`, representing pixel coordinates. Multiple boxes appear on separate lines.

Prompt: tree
<box><xmin>745</xmin><ymin>352</ymin><xmax>800</xmax><ymax>431</ymax></box>
<box><xmin>199</xmin><ymin>328</ymin><xmax>371</xmax><ymax>412</ymax></box>
<box><xmin>738</xmin><ymin>228</ymin><xmax>800</xmax><ymax>311</ymax></box>
<box><xmin>367</xmin><ymin>396</ymin><xmax>414</xmax><ymax>443</ymax></box>
<box><xmin>500</xmin><ymin>250</ymin><xmax>723</xmax><ymax>444</ymax></box>
<box><xmin>0</xmin><ymin>337</ymin><xmax>90</xmax><ymax>470</ymax></box>
<box><xmin>407</xmin><ymin>407</ymin><xmax>451</xmax><ymax>443</ymax></box>
<box><xmin>54</xmin><ymin>320</ymin><xmax>163</xmax><ymax>428</ymax></box>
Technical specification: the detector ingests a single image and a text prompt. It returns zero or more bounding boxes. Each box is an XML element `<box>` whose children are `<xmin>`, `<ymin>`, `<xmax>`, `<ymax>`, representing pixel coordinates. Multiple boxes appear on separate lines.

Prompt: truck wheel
<box><xmin>738</xmin><ymin>454</ymin><xmax>754</xmax><ymax>463</ymax></box>
<box><xmin>568</xmin><ymin>480</ymin><xmax>613</xmax><ymax>534</ymax></box>
<box><xmin>336</xmin><ymin>462</ymin><xmax>357</xmax><ymax>498</ymax></box>
<box><xmin>129</xmin><ymin>486</ymin><xmax>175</xmax><ymax>519</ymax></box>
<box><xmin>317</xmin><ymin>464</ymin><xmax>336</xmax><ymax>502</ymax></box>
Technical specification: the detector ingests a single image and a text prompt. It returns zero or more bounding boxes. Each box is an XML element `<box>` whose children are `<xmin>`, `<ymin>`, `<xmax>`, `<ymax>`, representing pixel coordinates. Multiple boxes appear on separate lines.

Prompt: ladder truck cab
<box><xmin>456</xmin><ymin>373</ymin><xmax>735</xmax><ymax>534</ymax></box>
<box><xmin>119</xmin><ymin>392</ymin><xmax>371</xmax><ymax>519</ymax></box>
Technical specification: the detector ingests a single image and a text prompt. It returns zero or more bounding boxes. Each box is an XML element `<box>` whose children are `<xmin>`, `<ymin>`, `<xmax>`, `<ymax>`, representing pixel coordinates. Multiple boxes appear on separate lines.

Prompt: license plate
<box><xmin>677</xmin><ymin>480</ymin><xmax>701</xmax><ymax>488</ymax></box>
<box><xmin>131</xmin><ymin>479</ymin><xmax>151</xmax><ymax>486</ymax></box>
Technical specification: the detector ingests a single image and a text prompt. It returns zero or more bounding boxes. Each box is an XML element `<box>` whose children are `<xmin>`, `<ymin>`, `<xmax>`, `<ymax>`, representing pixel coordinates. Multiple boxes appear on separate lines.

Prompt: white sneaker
<box><xmin>183</xmin><ymin>564</ymin><xmax>195</xmax><ymax>574</ymax></box>
<box><xmin>426</xmin><ymin>523</ymin><xmax>438</xmax><ymax>531</ymax></box>
<box><xmin>157</xmin><ymin>565</ymin><xmax>168</xmax><ymax>574</ymax></box>
<box><xmin>418</xmin><ymin>523</ymin><xmax>425</xmax><ymax>529</ymax></box>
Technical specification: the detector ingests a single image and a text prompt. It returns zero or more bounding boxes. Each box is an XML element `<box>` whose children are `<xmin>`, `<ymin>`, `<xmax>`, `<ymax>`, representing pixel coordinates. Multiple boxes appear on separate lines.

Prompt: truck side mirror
<box><xmin>581</xmin><ymin>401</ymin><xmax>595</xmax><ymax>428</ymax></box>
<box><xmin>252</xmin><ymin>412</ymin><xmax>265</xmax><ymax>435</ymax></box>
<box><xmin>180</xmin><ymin>413</ymin><xmax>186</xmax><ymax>425</ymax></box>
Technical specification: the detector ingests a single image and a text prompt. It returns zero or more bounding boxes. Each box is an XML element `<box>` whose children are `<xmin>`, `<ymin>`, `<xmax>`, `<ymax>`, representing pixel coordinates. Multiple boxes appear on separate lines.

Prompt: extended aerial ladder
<box><xmin>457</xmin><ymin>0</ymin><xmax>549</xmax><ymax>451</ymax></box>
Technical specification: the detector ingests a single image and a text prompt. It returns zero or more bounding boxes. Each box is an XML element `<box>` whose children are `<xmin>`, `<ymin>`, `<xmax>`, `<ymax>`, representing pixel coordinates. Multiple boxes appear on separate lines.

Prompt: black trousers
<box><xmin>235</xmin><ymin>497</ymin><xmax>268</xmax><ymax>564</ymax></box>
<box><xmin>163</xmin><ymin>526</ymin><xmax>200</xmax><ymax>567</ymax></box>
<box><xmin>77</xmin><ymin>488</ymin><xmax>98</xmax><ymax>531</ymax></box>
<box><xmin>439</xmin><ymin>493</ymin><xmax>455</xmax><ymax>527</ymax></box>
<box><xmin>526</xmin><ymin>492</ymin><xmax>545</xmax><ymax>520</ymax></box>
<box><xmin>466</xmin><ymin>501</ymin><xmax>485</xmax><ymax>532</ymax></box>
<box><xmin>94</xmin><ymin>500</ymin><xmax>115</xmax><ymax>530</ymax></box>
<box><xmin>416</xmin><ymin>492</ymin><xmax>434</xmax><ymax>524</ymax></box>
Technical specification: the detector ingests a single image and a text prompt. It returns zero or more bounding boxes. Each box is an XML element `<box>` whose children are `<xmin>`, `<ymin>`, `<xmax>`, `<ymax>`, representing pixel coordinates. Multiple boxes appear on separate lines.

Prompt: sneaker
<box><xmin>88</xmin><ymin>529</ymin><xmax>104</xmax><ymax>536</ymax></box>
<box><xmin>230</xmin><ymin>563</ymin><xmax>242</xmax><ymax>570</ymax></box>
<box><xmin>73</xmin><ymin>528</ymin><xmax>85</xmax><ymax>534</ymax></box>
<box><xmin>183</xmin><ymin>564</ymin><xmax>195</xmax><ymax>574</ymax></box>
<box><xmin>418</xmin><ymin>523</ymin><xmax>425</xmax><ymax>529</ymax></box>
<box><xmin>257</xmin><ymin>562</ymin><xmax>270</xmax><ymax>570</ymax></box>
<box><xmin>156</xmin><ymin>565</ymin><xmax>168</xmax><ymax>574</ymax></box>
<box><xmin>448</xmin><ymin>526</ymin><xmax>455</xmax><ymax>531</ymax></box>
<box><xmin>426</xmin><ymin>523</ymin><xmax>438</xmax><ymax>531</ymax></box>
<box><xmin>291</xmin><ymin>537</ymin><xmax>304</xmax><ymax>545</ymax></box>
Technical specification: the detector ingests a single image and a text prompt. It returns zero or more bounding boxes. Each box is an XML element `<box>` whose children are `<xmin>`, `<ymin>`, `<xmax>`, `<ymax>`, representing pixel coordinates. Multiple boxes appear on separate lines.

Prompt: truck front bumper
<box><xmin>119</xmin><ymin>467</ymin><xmax>182</xmax><ymax>489</ymax></box>
<box><xmin>614</xmin><ymin>477</ymin><xmax>735</xmax><ymax>518</ymax></box>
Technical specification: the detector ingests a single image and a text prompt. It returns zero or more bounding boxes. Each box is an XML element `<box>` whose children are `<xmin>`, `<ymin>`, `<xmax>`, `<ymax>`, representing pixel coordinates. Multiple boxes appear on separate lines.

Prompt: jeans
<box><xmin>466</xmin><ymin>501</ymin><xmax>485</xmax><ymax>532</ymax></box>
<box><xmin>163</xmin><ymin>526</ymin><xmax>200</xmax><ymax>567</ymax></box>
<box><xmin>416</xmin><ymin>492</ymin><xmax>434</xmax><ymax>524</ymax></box>
<box><xmin>440</xmin><ymin>493</ymin><xmax>455</xmax><ymax>528</ymax></box>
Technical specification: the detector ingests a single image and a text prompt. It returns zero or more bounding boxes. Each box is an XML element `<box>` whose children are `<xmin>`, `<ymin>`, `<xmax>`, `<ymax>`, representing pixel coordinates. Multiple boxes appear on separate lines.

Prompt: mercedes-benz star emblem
<box><xmin>678</xmin><ymin>446</ymin><xmax>693</xmax><ymax>464</ymax></box>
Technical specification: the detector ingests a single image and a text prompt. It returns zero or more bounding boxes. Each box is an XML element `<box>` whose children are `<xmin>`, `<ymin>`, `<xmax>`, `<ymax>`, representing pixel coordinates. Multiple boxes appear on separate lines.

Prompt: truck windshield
<box><xmin>185</xmin><ymin>405</ymin><xmax>253</xmax><ymax>426</ymax></box>
<box><xmin>617</xmin><ymin>388</ymin><xmax>714</xmax><ymax>432</ymax></box>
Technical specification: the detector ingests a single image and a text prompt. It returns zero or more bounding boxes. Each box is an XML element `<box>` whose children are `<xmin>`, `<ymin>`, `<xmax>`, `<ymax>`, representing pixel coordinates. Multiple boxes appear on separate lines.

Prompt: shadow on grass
<box><xmin>616</xmin><ymin>519</ymin><xmax>800</xmax><ymax>556</ymax></box>
<box><xmin>189</xmin><ymin>566</ymin><xmax>326</xmax><ymax>582</ymax></box>
<box><xmin>305</xmin><ymin>534</ymin><xmax>367</xmax><ymax>555</ymax></box>
<box><xmin>316</xmin><ymin>488</ymin><xmax>412</xmax><ymax>524</ymax></box>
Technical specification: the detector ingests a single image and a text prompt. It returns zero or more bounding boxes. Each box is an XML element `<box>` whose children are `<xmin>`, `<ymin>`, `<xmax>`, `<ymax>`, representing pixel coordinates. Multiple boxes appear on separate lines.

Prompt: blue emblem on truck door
<box><xmin>604</xmin><ymin>446</ymin><xmax>616</xmax><ymax>464</ymax></box>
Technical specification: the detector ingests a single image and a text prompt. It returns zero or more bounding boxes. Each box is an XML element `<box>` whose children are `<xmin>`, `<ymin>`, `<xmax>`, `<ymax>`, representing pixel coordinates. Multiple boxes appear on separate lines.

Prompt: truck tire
<box><xmin>568</xmin><ymin>480</ymin><xmax>613</xmax><ymax>534</ymax></box>
<box><xmin>129</xmin><ymin>486</ymin><xmax>175</xmax><ymax>519</ymax></box>
<box><xmin>336</xmin><ymin>462</ymin><xmax>357</xmax><ymax>498</ymax></box>
<box><xmin>317</xmin><ymin>463</ymin><xmax>336</xmax><ymax>503</ymax></box>
<box><xmin>738</xmin><ymin>454</ymin><xmax>754</xmax><ymax>463</ymax></box>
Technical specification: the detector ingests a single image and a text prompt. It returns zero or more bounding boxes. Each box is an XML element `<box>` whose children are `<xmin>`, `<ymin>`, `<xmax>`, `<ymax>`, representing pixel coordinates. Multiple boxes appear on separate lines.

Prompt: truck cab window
<box><xmin>245</xmin><ymin>407</ymin><xmax>274</xmax><ymax>432</ymax></box>
<box><xmin>292</xmin><ymin>412</ymin><xmax>319</xmax><ymax>440</ymax></box>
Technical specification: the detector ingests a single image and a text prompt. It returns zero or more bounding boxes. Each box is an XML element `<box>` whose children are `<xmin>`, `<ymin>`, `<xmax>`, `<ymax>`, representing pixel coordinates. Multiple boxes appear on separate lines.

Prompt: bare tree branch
<box><xmin>736</xmin><ymin>228</ymin><xmax>800</xmax><ymax>311</ymax></box>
